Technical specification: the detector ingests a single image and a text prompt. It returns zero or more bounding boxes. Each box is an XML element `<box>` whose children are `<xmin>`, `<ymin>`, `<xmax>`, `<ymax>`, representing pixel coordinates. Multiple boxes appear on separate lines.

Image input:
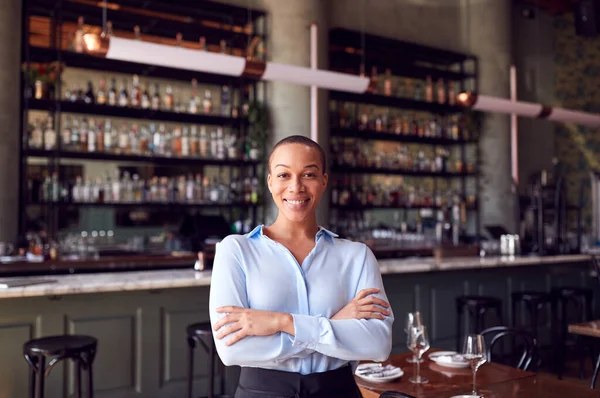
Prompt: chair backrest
<box><xmin>379</xmin><ymin>391</ymin><xmax>416</xmax><ymax>398</ymax></box>
<box><xmin>480</xmin><ymin>326</ymin><xmax>537</xmax><ymax>371</ymax></box>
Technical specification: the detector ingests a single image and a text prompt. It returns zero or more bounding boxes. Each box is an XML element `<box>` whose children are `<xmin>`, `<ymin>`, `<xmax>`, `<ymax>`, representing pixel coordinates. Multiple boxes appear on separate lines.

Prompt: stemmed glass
<box><xmin>408</xmin><ymin>326</ymin><xmax>430</xmax><ymax>384</ymax></box>
<box><xmin>462</xmin><ymin>334</ymin><xmax>488</xmax><ymax>396</ymax></box>
<box><xmin>405</xmin><ymin>312</ymin><xmax>424</xmax><ymax>363</ymax></box>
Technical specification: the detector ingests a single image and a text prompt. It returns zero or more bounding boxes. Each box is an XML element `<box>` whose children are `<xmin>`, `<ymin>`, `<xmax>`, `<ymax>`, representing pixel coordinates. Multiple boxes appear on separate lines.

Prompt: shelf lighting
<box><xmin>83</xmin><ymin>35</ymin><xmax>371</xmax><ymax>93</ymax></box>
<box><xmin>457</xmin><ymin>91</ymin><xmax>600</xmax><ymax>128</ymax></box>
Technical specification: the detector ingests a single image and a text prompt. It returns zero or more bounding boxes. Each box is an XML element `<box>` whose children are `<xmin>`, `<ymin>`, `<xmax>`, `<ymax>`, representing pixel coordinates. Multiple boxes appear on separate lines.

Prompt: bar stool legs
<box><xmin>592</xmin><ymin>352</ymin><xmax>600</xmax><ymax>389</ymax></box>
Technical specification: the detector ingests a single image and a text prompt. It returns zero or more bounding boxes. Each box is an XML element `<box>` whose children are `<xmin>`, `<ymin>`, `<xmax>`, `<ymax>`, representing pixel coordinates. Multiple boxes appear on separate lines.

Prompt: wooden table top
<box><xmin>569</xmin><ymin>320</ymin><xmax>600</xmax><ymax>338</ymax></box>
<box><xmin>356</xmin><ymin>350</ymin><xmax>534</xmax><ymax>398</ymax></box>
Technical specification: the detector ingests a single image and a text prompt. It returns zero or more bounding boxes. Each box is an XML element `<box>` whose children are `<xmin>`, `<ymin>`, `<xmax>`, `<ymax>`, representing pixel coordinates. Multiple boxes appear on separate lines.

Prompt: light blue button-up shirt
<box><xmin>209</xmin><ymin>225</ymin><xmax>394</xmax><ymax>375</ymax></box>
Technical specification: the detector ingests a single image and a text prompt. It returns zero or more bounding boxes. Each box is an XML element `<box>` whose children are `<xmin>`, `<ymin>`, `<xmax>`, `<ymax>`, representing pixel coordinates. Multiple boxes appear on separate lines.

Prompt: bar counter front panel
<box><xmin>0</xmin><ymin>255</ymin><xmax>595</xmax><ymax>398</ymax></box>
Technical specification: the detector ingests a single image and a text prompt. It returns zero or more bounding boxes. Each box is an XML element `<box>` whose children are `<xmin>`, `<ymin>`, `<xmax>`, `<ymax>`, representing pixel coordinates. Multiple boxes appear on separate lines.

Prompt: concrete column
<box><xmin>461</xmin><ymin>0</ymin><xmax>515</xmax><ymax>233</ymax></box>
<box><xmin>0</xmin><ymin>0</ymin><xmax>22</xmax><ymax>242</ymax></box>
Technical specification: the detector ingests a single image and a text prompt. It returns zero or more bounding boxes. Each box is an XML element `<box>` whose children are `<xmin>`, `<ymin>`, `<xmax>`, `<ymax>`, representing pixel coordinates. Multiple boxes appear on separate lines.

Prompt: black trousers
<box><xmin>234</xmin><ymin>365</ymin><xmax>363</xmax><ymax>398</ymax></box>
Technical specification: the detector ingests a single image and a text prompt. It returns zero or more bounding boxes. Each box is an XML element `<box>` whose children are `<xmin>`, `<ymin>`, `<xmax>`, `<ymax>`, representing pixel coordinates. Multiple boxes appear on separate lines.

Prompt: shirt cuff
<box><xmin>290</xmin><ymin>314</ymin><xmax>321</xmax><ymax>350</ymax></box>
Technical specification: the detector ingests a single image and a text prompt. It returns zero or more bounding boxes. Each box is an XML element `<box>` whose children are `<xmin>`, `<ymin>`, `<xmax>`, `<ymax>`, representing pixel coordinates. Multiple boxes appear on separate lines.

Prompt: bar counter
<box><xmin>0</xmin><ymin>254</ymin><xmax>596</xmax><ymax>398</ymax></box>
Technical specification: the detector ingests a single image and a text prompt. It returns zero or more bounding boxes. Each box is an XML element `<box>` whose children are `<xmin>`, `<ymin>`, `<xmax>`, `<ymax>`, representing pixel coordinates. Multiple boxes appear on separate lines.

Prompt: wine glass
<box><xmin>462</xmin><ymin>334</ymin><xmax>487</xmax><ymax>396</ymax></box>
<box><xmin>405</xmin><ymin>312</ymin><xmax>424</xmax><ymax>363</ymax></box>
<box><xmin>408</xmin><ymin>326</ymin><xmax>430</xmax><ymax>384</ymax></box>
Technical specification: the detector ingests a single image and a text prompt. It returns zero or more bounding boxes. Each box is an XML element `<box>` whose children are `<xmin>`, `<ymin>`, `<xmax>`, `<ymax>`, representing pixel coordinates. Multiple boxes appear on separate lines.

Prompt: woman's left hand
<box><xmin>214</xmin><ymin>306</ymin><xmax>292</xmax><ymax>346</ymax></box>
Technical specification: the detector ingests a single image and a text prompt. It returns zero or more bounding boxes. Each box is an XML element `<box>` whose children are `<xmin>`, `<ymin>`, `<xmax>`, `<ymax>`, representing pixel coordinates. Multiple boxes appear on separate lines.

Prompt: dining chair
<box><xmin>480</xmin><ymin>326</ymin><xmax>537</xmax><ymax>371</ymax></box>
<box><xmin>379</xmin><ymin>391</ymin><xmax>416</xmax><ymax>398</ymax></box>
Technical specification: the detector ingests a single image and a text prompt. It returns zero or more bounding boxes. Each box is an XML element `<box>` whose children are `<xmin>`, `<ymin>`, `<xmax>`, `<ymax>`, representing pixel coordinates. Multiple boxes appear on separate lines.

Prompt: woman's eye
<box><xmin>304</xmin><ymin>173</ymin><xmax>316</xmax><ymax>178</ymax></box>
<box><xmin>277</xmin><ymin>173</ymin><xmax>288</xmax><ymax>178</ymax></box>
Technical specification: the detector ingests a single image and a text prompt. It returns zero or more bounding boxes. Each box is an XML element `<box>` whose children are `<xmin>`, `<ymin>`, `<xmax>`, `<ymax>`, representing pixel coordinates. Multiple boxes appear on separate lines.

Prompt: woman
<box><xmin>209</xmin><ymin>135</ymin><xmax>394</xmax><ymax>398</ymax></box>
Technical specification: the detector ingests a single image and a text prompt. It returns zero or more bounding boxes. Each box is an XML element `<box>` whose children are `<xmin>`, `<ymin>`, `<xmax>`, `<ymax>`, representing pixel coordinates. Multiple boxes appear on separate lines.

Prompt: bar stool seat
<box><xmin>187</xmin><ymin>322</ymin><xmax>232</xmax><ymax>398</ymax></box>
<box><xmin>23</xmin><ymin>334</ymin><xmax>97</xmax><ymax>398</ymax></box>
<box><xmin>456</xmin><ymin>295</ymin><xmax>503</xmax><ymax>352</ymax></box>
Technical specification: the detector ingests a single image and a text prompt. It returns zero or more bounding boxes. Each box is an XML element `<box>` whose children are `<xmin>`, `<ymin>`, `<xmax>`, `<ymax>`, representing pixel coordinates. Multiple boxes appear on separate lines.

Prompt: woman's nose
<box><xmin>288</xmin><ymin>176</ymin><xmax>305</xmax><ymax>192</ymax></box>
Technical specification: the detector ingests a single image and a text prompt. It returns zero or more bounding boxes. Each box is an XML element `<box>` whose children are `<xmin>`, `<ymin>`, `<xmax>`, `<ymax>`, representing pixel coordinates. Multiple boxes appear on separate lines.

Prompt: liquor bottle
<box><xmin>87</xmin><ymin>118</ymin><xmax>97</xmax><ymax>152</ymax></box>
<box><xmin>199</xmin><ymin>126</ymin><xmax>208</xmax><ymax>157</ymax></box>
<box><xmin>181</xmin><ymin>126</ymin><xmax>190</xmax><ymax>157</ymax></box>
<box><xmin>164</xmin><ymin>85</ymin><xmax>174</xmax><ymax>111</ymax></box>
<box><xmin>112</xmin><ymin>170</ymin><xmax>121</xmax><ymax>202</ymax></box>
<box><xmin>130</xmin><ymin>74</ymin><xmax>141</xmax><ymax>108</ymax></box>
<box><xmin>188</xmin><ymin>79</ymin><xmax>198</xmax><ymax>114</ymax></box>
<box><xmin>108</xmin><ymin>78</ymin><xmax>118</xmax><ymax>106</ymax></box>
<box><xmin>97</xmin><ymin>78</ymin><xmax>107</xmax><ymax>105</ymax></box>
<box><xmin>139</xmin><ymin>125</ymin><xmax>149</xmax><ymax>154</ymax></box>
<box><xmin>130</xmin><ymin>123</ymin><xmax>139</xmax><ymax>154</ymax></box>
<box><xmin>151</xmin><ymin>83</ymin><xmax>161</xmax><ymax>110</ymax></box>
<box><xmin>219</xmin><ymin>39</ymin><xmax>227</xmax><ymax>54</ymax></box>
<box><xmin>251</xmin><ymin>177</ymin><xmax>259</xmax><ymax>204</ymax></box>
<box><xmin>133</xmin><ymin>25</ymin><xmax>141</xmax><ymax>41</ymax></box>
<box><xmin>29</xmin><ymin>119</ymin><xmax>43</xmax><ymax>149</ymax></box>
<box><xmin>221</xmin><ymin>86</ymin><xmax>231</xmax><ymax>116</ymax></box>
<box><xmin>62</xmin><ymin>116</ymin><xmax>72</xmax><ymax>150</ymax></box>
<box><xmin>216</xmin><ymin>127</ymin><xmax>224</xmax><ymax>159</ymax></box>
<box><xmin>195</xmin><ymin>174</ymin><xmax>204</xmax><ymax>203</ymax></box>
<box><xmin>370</xmin><ymin>66</ymin><xmax>378</xmax><ymax>94</ymax></box>
<box><xmin>103</xmin><ymin>173</ymin><xmax>112</xmax><ymax>203</ymax></box>
<box><xmin>82</xmin><ymin>177</ymin><xmax>92</xmax><ymax>203</ymax></box>
<box><xmin>425</xmin><ymin>76</ymin><xmax>433</xmax><ymax>102</ymax></box>
<box><xmin>437</xmin><ymin>78</ymin><xmax>446</xmax><ymax>104</ymax></box>
<box><xmin>190</xmin><ymin>125</ymin><xmax>199</xmax><ymax>156</ymax></box>
<box><xmin>141</xmin><ymin>83</ymin><xmax>151</xmax><ymax>109</ymax></box>
<box><xmin>171</xmin><ymin>125</ymin><xmax>182</xmax><ymax>156</ymax></box>
<box><xmin>43</xmin><ymin>116</ymin><xmax>56</xmax><ymax>150</ymax></box>
<box><xmin>132</xmin><ymin>174</ymin><xmax>143</xmax><ymax>202</ymax></box>
<box><xmin>448</xmin><ymin>81</ymin><xmax>456</xmax><ymax>105</ymax></box>
<box><xmin>118</xmin><ymin>79</ymin><xmax>128</xmax><ymax>107</ymax></box>
<box><xmin>199</xmin><ymin>36</ymin><xmax>207</xmax><ymax>51</ymax></box>
<box><xmin>176</xmin><ymin>33</ymin><xmax>183</xmax><ymax>47</ymax></box>
<box><xmin>157</xmin><ymin>124</ymin><xmax>167</xmax><ymax>155</ymax></box>
<box><xmin>202</xmin><ymin>90</ymin><xmax>212</xmax><ymax>114</ymax></box>
<box><xmin>84</xmin><ymin>81</ymin><xmax>95</xmax><ymax>104</ymax></box>
<box><xmin>118</xmin><ymin>122</ymin><xmax>129</xmax><ymax>154</ymax></box>
<box><xmin>106</xmin><ymin>21</ymin><xmax>113</xmax><ymax>38</ymax></box>
<box><xmin>383</xmin><ymin>69</ymin><xmax>393</xmax><ymax>96</ymax></box>
<box><xmin>96</xmin><ymin>120</ymin><xmax>104</xmax><ymax>152</ymax></box>
<box><xmin>103</xmin><ymin>119</ymin><xmax>113</xmax><ymax>152</ymax></box>
<box><xmin>74</xmin><ymin>16</ymin><xmax>85</xmax><ymax>52</ymax></box>
<box><xmin>210</xmin><ymin>129</ymin><xmax>218</xmax><ymax>158</ymax></box>
<box><xmin>71</xmin><ymin>118</ymin><xmax>80</xmax><ymax>150</ymax></box>
<box><xmin>414</xmin><ymin>80</ymin><xmax>423</xmax><ymax>101</ymax></box>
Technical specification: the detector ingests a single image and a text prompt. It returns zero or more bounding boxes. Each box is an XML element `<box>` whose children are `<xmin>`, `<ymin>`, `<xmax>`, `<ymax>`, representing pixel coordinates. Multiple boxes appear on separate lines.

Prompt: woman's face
<box><xmin>267</xmin><ymin>143</ymin><xmax>328</xmax><ymax>223</ymax></box>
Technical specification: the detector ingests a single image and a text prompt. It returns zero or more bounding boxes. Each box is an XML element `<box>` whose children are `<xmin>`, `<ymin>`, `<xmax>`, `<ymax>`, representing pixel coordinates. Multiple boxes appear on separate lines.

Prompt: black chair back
<box><xmin>480</xmin><ymin>326</ymin><xmax>537</xmax><ymax>371</ymax></box>
<box><xmin>379</xmin><ymin>391</ymin><xmax>416</xmax><ymax>398</ymax></box>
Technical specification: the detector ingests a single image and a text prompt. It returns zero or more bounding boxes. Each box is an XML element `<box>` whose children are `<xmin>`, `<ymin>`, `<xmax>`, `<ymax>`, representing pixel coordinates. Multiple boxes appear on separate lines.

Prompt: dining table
<box><xmin>569</xmin><ymin>319</ymin><xmax>600</xmax><ymax>389</ymax></box>
<box><xmin>357</xmin><ymin>350</ymin><xmax>600</xmax><ymax>398</ymax></box>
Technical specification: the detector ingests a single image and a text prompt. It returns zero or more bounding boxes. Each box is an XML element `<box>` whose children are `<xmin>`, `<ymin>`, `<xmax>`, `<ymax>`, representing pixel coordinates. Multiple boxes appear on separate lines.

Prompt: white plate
<box><xmin>354</xmin><ymin>363</ymin><xmax>404</xmax><ymax>383</ymax></box>
<box><xmin>429</xmin><ymin>351</ymin><xmax>470</xmax><ymax>369</ymax></box>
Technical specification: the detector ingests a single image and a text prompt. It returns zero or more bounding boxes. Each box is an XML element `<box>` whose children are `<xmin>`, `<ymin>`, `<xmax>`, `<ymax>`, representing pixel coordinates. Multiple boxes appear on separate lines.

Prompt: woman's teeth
<box><xmin>287</xmin><ymin>199</ymin><xmax>308</xmax><ymax>205</ymax></box>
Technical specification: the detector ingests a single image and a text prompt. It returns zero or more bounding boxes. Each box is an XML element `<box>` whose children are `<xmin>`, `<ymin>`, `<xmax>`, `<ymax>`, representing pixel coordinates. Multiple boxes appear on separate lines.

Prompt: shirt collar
<box><xmin>247</xmin><ymin>225</ymin><xmax>338</xmax><ymax>241</ymax></box>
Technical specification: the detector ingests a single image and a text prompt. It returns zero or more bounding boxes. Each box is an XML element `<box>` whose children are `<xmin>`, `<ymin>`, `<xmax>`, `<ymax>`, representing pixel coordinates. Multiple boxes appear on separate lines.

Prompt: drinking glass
<box><xmin>462</xmin><ymin>334</ymin><xmax>488</xmax><ymax>396</ymax></box>
<box><xmin>408</xmin><ymin>326</ymin><xmax>430</xmax><ymax>384</ymax></box>
<box><xmin>405</xmin><ymin>312</ymin><xmax>424</xmax><ymax>363</ymax></box>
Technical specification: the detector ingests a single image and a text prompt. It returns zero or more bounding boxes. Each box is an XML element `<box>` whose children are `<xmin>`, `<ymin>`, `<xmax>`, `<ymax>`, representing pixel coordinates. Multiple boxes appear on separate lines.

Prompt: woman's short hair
<box><xmin>267</xmin><ymin>135</ymin><xmax>327</xmax><ymax>174</ymax></box>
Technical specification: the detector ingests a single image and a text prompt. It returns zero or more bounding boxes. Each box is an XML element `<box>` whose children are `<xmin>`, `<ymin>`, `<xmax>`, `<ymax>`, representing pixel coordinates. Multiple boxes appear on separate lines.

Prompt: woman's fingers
<box><xmin>359</xmin><ymin>311</ymin><xmax>386</xmax><ymax>320</ymax></box>
<box><xmin>363</xmin><ymin>304</ymin><xmax>391</xmax><ymax>315</ymax></box>
<box><xmin>216</xmin><ymin>322</ymin><xmax>243</xmax><ymax>340</ymax></box>
<box><xmin>225</xmin><ymin>330</ymin><xmax>248</xmax><ymax>346</ymax></box>
<box><xmin>216</xmin><ymin>306</ymin><xmax>244</xmax><ymax>313</ymax></box>
<box><xmin>355</xmin><ymin>288</ymin><xmax>380</xmax><ymax>300</ymax></box>
<box><xmin>213</xmin><ymin>313</ymin><xmax>241</xmax><ymax>331</ymax></box>
<box><xmin>358</xmin><ymin>296</ymin><xmax>390</xmax><ymax>309</ymax></box>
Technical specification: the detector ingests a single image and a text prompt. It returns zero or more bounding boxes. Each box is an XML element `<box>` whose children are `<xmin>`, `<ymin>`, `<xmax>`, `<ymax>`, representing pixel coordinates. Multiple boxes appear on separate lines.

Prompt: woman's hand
<box><xmin>331</xmin><ymin>288</ymin><xmax>391</xmax><ymax>321</ymax></box>
<box><xmin>214</xmin><ymin>306</ymin><xmax>293</xmax><ymax>346</ymax></box>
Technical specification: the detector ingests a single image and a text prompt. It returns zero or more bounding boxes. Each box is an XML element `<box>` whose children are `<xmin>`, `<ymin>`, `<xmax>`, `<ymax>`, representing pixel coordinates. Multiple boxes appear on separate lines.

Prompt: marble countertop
<box><xmin>0</xmin><ymin>254</ymin><xmax>591</xmax><ymax>299</ymax></box>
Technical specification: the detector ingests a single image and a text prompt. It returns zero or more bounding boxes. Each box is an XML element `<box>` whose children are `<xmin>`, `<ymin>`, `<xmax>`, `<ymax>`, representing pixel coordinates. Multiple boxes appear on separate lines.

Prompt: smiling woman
<box><xmin>209</xmin><ymin>135</ymin><xmax>394</xmax><ymax>398</ymax></box>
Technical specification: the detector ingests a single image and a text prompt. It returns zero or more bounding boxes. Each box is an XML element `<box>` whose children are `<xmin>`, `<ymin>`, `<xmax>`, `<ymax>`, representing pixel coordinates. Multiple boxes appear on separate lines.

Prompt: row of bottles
<box><xmin>365</xmin><ymin>65</ymin><xmax>459</xmax><ymax>105</ymax></box>
<box><xmin>28</xmin><ymin>116</ymin><xmax>243</xmax><ymax>159</ymax></box>
<box><xmin>331</xmin><ymin>176</ymin><xmax>476</xmax><ymax>209</ymax></box>
<box><xmin>63</xmin><ymin>76</ymin><xmax>238</xmax><ymax>117</ymax></box>
<box><xmin>333</xmin><ymin>103</ymin><xmax>473</xmax><ymax>141</ymax></box>
<box><xmin>32</xmin><ymin>171</ymin><xmax>260</xmax><ymax>205</ymax></box>
<box><xmin>331</xmin><ymin>138</ymin><xmax>475</xmax><ymax>174</ymax></box>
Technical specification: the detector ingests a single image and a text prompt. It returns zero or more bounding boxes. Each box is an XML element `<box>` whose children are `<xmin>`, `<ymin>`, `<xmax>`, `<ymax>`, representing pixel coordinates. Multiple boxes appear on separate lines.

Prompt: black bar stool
<box><xmin>187</xmin><ymin>322</ymin><xmax>232</xmax><ymax>398</ymax></box>
<box><xmin>511</xmin><ymin>291</ymin><xmax>553</xmax><ymax>343</ymax></box>
<box><xmin>23</xmin><ymin>334</ymin><xmax>97</xmax><ymax>398</ymax></box>
<box><xmin>456</xmin><ymin>295</ymin><xmax>503</xmax><ymax>352</ymax></box>
<box><xmin>551</xmin><ymin>286</ymin><xmax>594</xmax><ymax>379</ymax></box>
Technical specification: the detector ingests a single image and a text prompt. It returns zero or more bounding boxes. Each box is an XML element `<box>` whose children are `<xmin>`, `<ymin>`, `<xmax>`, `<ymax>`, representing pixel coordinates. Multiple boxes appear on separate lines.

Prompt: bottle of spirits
<box><xmin>139</xmin><ymin>125</ymin><xmax>150</xmax><ymax>154</ymax></box>
<box><xmin>119</xmin><ymin>79</ymin><xmax>128</xmax><ymax>107</ymax></box>
<box><xmin>84</xmin><ymin>81</ymin><xmax>95</xmax><ymax>104</ymax></box>
<box><xmin>171</xmin><ymin>126</ymin><xmax>182</xmax><ymax>157</ymax></box>
<box><xmin>62</xmin><ymin>116</ymin><xmax>72</xmax><ymax>150</ymax></box>
<box><xmin>181</xmin><ymin>126</ymin><xmax>190</xmax><ymax>157</ymax></box>
<box><xmin>202</xmin><ymin>90</ymin><xmax>213</xmax><ymax>114</ymax></box>
<box><xmin>118</xmin><ymin>122</ymin><xmax>129</xmax><ymax>154</ymax></box>
<box><xmin>176</xmin><ymin>33</ymin><xmax>183</xmax><ymax>47</ymax></box>
<box><xmin>133</xmin><ymin>25</ymin><xmax>141</xmax><ymax>40</ymax></box>
<box><xmin>96</xmin><ymin>120</ymin><xmax>104</xmax><ymax>152</ymax></box>
<box><xmin>164</xmin><ymin>85</ymin><xmax>174</xmax><ymax>111</ymax></box>
<box><xmin>103</xmin><ymin>120</ymin><xmax>113</xmax><ymax>153</ymax></box>
<box><xmin>29</xmin><ymin>118</ymin><xmax>43</xmax><ymax>149</ymax></box>
<box><xmin>221</xmin><ymin>85</ymin><xmax>231</xmax><ymax>116</ymax></box>
<box><xmin>71</xmin><ymin>118</ymin><xmax>80</xmax><ymax>150</ymax></box>
<box><xmin>210</xmin><ymin>129</ymin><xmax>218</xmax><ymax>158</ymax></box>
<box><xmin>383</xmin><ymin>69</ymin><xmax>393</xmax><ymax>96</ymax></box>
<box><xmin>199</xmin><ymin>126</ymin><xmax>208</xmax><ymax>157</ymax></box>
<box><xmin>199</xmin><ymin>36</ymin><xmax>207</xmax><ymax>51</ymax></box>
<box><xmin>151</xmin><ymin>83</ymin><xmax>161</xmax><ymax>110</ymax></box>
<box><xmin>129</xmin><ymin>124</ymin><xmax>139</xmax><ymax>154</ymax></box>
<box><xmin>74</xmin><ymin>16</ymin><xmax>85</xmax><ymax>52</ymax></box>
<box><xmin>43</xmin><ymin>116</ymin><xmax>56</xmax><ymax>150</ymax></box>
<box><xmin>190</xmin><ymin>125</ymin><xmax>199</xmax><ymax>156</ymax></box>
<box><xmin>437</xmin><ymin>78</ymin><xmax>446</xmax><ymax>104</ymax></box>
<box><xmin>130</xmin><ymin>74</ymin><xmax>141</xmax><ymax>108</ymax></box>
<box><xmin>425</xmin><ymin>76</ymin><xmax>433</xmax><ymax>102</ymax></box>
<box><xmin>82</xmin><ymin>177</ymin><xmax>92</xmax><ymax>203</ymax></box>
<box><xmin>97</xmin><ymin>78</ymin><xmax>107</xmax><ymax>105</ymax></box>
<box><xmin>141</xmin><ymin>83</ymin><xmax>151</xmax><ymax>109</ymax></box>
<box><xmin>188</xmin><ymin>79</ymin><xmax>198</xmax><ymax>114</ymax></box>
<box><xmin>108</xmin><ymin>78</ymin><xmax>118</xmax><ymax>106</ymax></box>
<box><xmin>370</xmin><ymin>66</ymin><xmax>378</xmax><ymax>94</ymax></box>
<box><xmin>251</xmin><ymin>177</ymin><xmax>259</xmax><ymax>204</ymax></box>
<box><xmin>216</xmin><ymin>127</ymin><xmax>224</xmax><ymax>159</ymax></box>
<box><xmin>112</xmin><ymin>170</ymin><xmax>121</xmax><ymax>202</ymax></box>
<box><xmin>87</xmin><ymin>118</ymin><xmax>97</xmax><ymax>153</ymax></box>
<box><xmin>448</xmin><ymin>81</ymin><xmax>456</xmax><ymax>105</ymax></box>
<box><xmin>106</xmin><ymin>21</ymin><xmax>113</xmax><ymax>38</ymax></box>
<box><xmin>219</xmin><ymin>39</ymin><xmax>227</xmax><ymax>54</ymax></box>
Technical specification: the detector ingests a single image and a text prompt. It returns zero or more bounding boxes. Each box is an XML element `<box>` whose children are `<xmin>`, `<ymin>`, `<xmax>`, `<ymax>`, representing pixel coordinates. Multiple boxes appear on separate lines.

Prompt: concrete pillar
<box><xmin>460</xmin><ymin>0</ymin><xmax>515</xmax><ymax>233</ymax></box>
<box><xmin>0</xmin><ymin>0</ymin><xmax>21</xmax><ymax>242</ymax></box>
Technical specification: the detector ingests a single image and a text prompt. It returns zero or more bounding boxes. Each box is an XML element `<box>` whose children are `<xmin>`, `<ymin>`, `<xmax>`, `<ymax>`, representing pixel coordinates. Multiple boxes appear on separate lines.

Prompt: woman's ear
<box><xmin>267</xmin><ymin>173</ymin><xmax>273</xmax><ymax>193</ymax></box>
